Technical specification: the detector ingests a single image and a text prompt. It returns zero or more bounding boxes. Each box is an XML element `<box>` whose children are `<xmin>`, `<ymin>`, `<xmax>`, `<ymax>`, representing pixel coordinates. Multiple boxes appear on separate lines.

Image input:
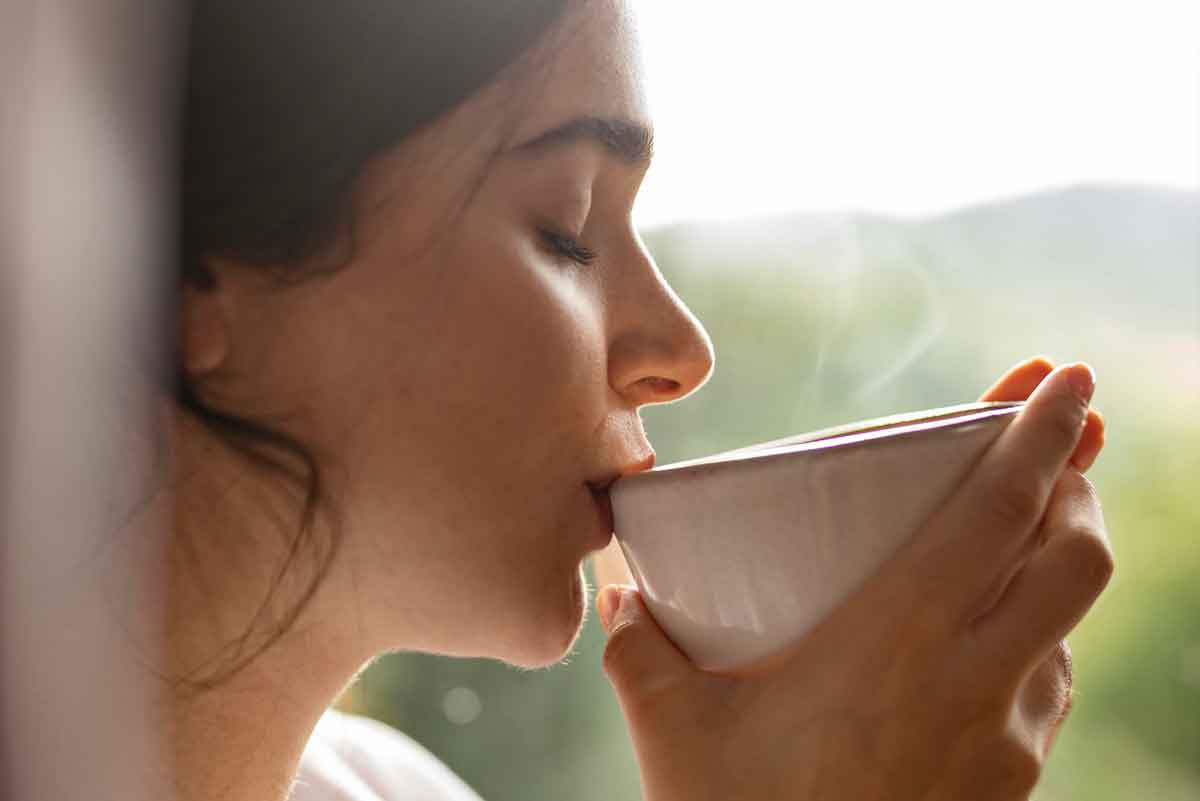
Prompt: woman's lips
<box><xmin>584</xmin><ymin>452</ymin><xmax>654</xmax><ymax>548</ymax></box>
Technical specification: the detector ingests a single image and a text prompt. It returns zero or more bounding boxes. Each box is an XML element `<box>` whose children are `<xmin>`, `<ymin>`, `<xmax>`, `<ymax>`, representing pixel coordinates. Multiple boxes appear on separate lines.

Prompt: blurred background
<box><xmin>2</xmin><ymin>1</ymin><xmax>1192</xmax><ymax>800</ymax></box>
<box><xmin>338</xmin><ymin>1</ymin><xmax>1199</xmax><ymax>799</ymax></box>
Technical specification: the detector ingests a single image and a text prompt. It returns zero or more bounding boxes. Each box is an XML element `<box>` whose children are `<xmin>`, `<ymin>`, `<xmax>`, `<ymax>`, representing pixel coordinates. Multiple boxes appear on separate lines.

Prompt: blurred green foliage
<box><xmin>344</xmin><ymin>184</ymin><xmax>1199</xmax><ymax>800</ymax></box>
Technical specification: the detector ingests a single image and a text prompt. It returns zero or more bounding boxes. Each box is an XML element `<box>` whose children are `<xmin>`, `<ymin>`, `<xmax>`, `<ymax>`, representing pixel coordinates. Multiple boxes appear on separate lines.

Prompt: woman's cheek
<box><xmin>539</xmin><ymin>275</ymin><xmax>609</xmax><ymax>417</ymax></box>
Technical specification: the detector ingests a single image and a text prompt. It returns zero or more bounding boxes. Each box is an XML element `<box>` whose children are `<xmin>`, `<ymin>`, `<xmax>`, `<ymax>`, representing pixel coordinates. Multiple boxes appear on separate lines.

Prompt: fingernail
<box><xmin>597</xmin><ymin>586</ymin><xmax>622</xmax><ymax>633</ymax></box>
<box><xmin>1067</xmin><ymin>363</ymin><xmax>1096</xmax><ymax>402</ymax></box>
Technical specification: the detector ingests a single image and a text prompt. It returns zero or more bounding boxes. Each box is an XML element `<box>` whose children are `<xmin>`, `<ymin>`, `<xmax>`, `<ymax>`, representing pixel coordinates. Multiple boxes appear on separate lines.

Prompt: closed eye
<box><xmin>539</xmin><ymin>228</ymin><xmax>597</xmax><ymax>267</ymax></box>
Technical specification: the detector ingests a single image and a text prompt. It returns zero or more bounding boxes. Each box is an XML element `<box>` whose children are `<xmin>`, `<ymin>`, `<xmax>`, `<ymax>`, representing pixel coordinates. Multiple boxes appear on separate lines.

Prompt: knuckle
<box><xmin>1065</xmin><ymin>471</ymin><xmax>1099</xmax><ymax>503</ymax></box>
<box><xmin>1066</xmin><ymin>528</ymin><xmax>1116</xmax><ymax>590</ymax></box>
<box><xmin>1058</xmin><ymin>677</ymin><xmax>1076</xmax><ymax>723</ymax></box>
<box><xmin>1052</xmin><ymin>640</ymin><xmax>1073</xmax><ymax>690</ymax></box>
<box><xmin>1048</xmin><ymin>641</ymin><xmax>1074</xmax><ymax>720</ymax></box>
<box><xmin>1023</xmin><ymin>643</ymin><xmax>1074</xmax><ymax>722</ymax></box>
<box><xmin>1058</xmin><ymin>470</ymin><xmax>1104</xmax><ymax>515</ymax></box>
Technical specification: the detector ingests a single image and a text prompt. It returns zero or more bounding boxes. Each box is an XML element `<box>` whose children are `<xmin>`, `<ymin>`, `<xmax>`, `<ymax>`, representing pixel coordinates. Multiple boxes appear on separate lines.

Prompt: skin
<box><xmin>159</xmin><ymin>1</ymin><xmax>1111</xmax><ymax>799</ymax></box>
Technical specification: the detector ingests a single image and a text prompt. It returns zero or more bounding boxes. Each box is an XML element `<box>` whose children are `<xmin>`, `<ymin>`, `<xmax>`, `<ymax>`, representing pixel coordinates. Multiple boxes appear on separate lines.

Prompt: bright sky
<box><xmin>632</xmin><ymin>0</ymin><xmax>1199</xmax><ymax>226</ymax></box>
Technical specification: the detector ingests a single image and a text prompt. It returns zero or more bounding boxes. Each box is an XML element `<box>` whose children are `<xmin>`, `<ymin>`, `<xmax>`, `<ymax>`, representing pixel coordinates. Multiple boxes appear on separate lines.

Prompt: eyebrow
<box><xmin>508</xmin><ymin>115</ymin><xmax>655</xmax><ymax>166</ymax></box>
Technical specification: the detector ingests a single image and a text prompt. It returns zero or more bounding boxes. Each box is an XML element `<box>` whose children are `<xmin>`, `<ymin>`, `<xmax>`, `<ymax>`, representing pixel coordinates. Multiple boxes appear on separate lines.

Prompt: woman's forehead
<box><xmin>353</xmin><ymin>0</ymin><xmax>648</xmax><ymax>212</ymax></box>
<box><xmin>505</xmin><ymin>0</ymin><xmax>651</xmax><ymax>148</ymax></box>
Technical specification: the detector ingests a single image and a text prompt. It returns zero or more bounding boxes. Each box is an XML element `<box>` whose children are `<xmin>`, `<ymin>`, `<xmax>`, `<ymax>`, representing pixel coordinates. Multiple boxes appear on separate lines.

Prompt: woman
<box><xmin>164</xmin><ymin>0</ymin><xmax>1112</xmax><ymax>799</ymax></box>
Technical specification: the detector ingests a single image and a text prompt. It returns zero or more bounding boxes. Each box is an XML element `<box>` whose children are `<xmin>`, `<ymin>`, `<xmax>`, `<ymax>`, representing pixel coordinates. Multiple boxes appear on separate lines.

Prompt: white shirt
<box><xmin>290</xmin><ymin>710</ymin><xmax>485</xmax><ymax>801</ymax></box>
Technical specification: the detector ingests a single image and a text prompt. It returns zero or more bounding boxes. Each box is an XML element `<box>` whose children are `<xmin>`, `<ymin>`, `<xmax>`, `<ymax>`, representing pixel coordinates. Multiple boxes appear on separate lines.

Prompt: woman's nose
<box><xmin>606</xmin><ymin>244</ymin><xmax>715</xmax><ymax>408</ymax></box>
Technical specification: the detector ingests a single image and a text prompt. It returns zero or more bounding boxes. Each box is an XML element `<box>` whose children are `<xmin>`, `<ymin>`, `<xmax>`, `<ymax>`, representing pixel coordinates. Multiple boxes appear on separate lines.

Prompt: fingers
<box><xmin>1016</xmin><ymin>640</ymin><xmax>1074</xmax><ymax>755</ymax></box>
<box><xmin>980</xmin><ymin>356</ymin><xmax>1106</xmax><ymax>473</ymax></box>
<box><xmin>1044</xmin><ymin>640</ymin><xmax>1074</xmax><ymax>753</ymax></box>
<box><xmin>598</xmin><ymin>585</ymin><xmax>694</xmax><ymax>710</ymax></box>
<box><xmin>1071</xmin><ymin>408</ymin><xmax>1105</xmax><ymax>472</ymax></box>
<box><xmin>972</xmin><ymin>469</ymin><xmax>1113</xmax><ymax>672</ymax></box>
<box><xmin>911</xmin><ymin>363</ymin><xmax>1096</xmax><ymax>618</ymax></box>
<box><xmin>979</xmin><ymin>356</ymin><xmax>1055</xmax><ymax>402</ymax></box>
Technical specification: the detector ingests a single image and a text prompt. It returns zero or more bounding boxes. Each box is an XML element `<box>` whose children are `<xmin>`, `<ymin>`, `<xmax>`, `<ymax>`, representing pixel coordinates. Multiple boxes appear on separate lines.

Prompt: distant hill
<box><xmin>643</xmin><ymin>183</ymin><xmax>1198</xmax><ymax>328</ymax></box>
<box><xmin>635</xmin><ymin>183</ymin><xmax>1198</xmax><ymax>455</ymax></box>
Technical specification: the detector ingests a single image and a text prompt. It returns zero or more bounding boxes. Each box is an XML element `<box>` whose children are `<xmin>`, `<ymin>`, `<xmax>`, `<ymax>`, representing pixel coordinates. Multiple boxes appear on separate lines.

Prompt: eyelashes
<box><xmin>538</xmin><ymin>227</ymin><xmax>597</xmax><ymax>267</ymax></box>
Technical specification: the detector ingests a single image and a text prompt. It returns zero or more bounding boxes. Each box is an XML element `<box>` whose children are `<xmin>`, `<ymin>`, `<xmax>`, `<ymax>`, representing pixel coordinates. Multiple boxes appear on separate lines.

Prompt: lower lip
<box><xmin>588</xmin><ymin>488</ymin><xmax>615</xmax><ymax>549</ymax></box>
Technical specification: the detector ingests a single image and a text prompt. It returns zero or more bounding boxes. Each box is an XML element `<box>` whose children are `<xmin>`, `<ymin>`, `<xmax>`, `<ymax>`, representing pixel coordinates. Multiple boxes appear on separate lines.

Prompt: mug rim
<box><xmin>624</xmin><ymin>401</ymin><xmax>1024</xmax><ymax>481</ymax></box>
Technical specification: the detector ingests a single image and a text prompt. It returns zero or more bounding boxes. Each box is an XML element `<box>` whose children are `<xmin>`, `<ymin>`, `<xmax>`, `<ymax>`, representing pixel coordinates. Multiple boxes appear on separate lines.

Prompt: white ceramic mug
<box><xmin>610</xmin><ymin>401</ymin><xmax>1024</xmax><ymax>672</ymax></box>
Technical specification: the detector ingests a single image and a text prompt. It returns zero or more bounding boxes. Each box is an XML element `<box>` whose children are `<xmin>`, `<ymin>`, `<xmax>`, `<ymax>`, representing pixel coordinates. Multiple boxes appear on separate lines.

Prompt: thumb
<box><xmin>597</xmin><ymin>585</ymin><xmax>694</xmax><ymax>704</ymax></box>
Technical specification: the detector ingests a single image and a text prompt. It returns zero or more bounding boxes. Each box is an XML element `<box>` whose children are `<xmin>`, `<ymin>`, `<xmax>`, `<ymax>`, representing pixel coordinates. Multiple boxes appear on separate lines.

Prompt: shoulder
<box><xmin>290</xmin><ymin>709</ymin><xmax>485</xmax><ymax>801</ymax></box>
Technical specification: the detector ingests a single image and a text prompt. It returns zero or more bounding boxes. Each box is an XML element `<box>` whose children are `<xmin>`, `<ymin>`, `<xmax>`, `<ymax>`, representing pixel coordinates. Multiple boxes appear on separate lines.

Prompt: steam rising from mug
<box><xmin>789</xmin><ymin>217</ymin><xmax>948</xmax><ymax>427</ymax></box>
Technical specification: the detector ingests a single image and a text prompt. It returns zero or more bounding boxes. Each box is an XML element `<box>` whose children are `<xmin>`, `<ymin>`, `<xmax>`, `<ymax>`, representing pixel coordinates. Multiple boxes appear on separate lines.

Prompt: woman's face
<box><xmin>185</xmin><ymin>0</ymin><xmax>713</xmax><ymax>668</ymax></box>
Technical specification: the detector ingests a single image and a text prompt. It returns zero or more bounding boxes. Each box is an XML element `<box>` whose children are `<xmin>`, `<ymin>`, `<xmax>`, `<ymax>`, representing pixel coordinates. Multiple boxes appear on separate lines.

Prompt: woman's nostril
<box><xmin>645</xmin><ymin>377</ymin><xmax>681</xmax><ymax>395</ymax></box>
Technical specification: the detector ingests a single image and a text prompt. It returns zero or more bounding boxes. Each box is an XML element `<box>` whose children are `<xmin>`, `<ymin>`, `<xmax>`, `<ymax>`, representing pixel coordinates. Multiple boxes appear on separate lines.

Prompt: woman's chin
<box><xmin>505</xmin><ymin>564</ymin><xmax>591</xmax><ymax>669</ymax></box>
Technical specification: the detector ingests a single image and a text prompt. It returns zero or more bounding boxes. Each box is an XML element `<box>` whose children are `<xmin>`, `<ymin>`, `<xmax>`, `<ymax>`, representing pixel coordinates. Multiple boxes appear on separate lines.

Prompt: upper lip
<box><xmin>586</xmin><ymin>452</ymin><xmax>656</xmax><ymax>493</ymax></box>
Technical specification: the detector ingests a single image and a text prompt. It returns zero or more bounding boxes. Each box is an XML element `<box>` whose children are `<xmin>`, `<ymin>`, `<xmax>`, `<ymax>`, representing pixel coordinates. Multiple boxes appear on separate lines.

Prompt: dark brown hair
<box><xmin>176</xmin><ymin>0</ymin><xmax>570</xmax><ymax>687</ymax></box>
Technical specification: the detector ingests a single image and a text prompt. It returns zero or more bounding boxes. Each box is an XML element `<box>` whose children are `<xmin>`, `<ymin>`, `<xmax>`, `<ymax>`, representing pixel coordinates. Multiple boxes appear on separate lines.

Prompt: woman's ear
<box><xmin>180</xmin><ymin>281</ymin><xmax>232</xmax><ymax>376</ymax></box>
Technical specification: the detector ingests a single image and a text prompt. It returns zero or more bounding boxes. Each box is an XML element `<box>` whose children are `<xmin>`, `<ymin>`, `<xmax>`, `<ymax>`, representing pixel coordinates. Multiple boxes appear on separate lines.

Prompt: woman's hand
<box><xmin>977</xmin><ymin>356</ymin><xmax>1106</xmax><ymax>756</ymax></box>
<box><xmin>597</xmin><ymin>359</ymin><xmax>1113</xmax><ymax>801</ymax></box>
<box><xmin>980</xmin><ymin>356</ymin><xmax>1105</xmax><ymax>472</ymax></box>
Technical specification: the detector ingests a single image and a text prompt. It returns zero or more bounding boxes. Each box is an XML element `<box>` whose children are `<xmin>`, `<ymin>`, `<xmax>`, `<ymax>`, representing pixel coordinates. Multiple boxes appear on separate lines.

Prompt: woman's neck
<box><xmin>159</xmin><ymin>408</ymin><xmax>372</xmax><ymax>801</ymax></box>
<box><xmin>166</xmin><ymin>636</ymin><xmax>360</xmax><ymax>801</ymax></box>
